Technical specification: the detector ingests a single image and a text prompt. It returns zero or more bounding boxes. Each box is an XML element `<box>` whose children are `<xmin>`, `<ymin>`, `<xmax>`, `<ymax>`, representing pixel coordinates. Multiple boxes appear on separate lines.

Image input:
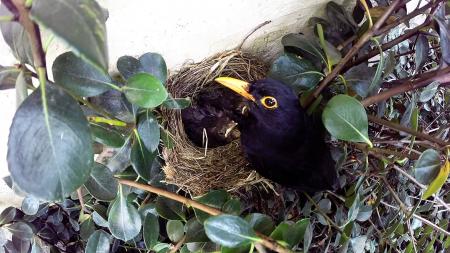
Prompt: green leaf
<box><xmin>268</xmin><ymin>53</ymin><xmax>321</xmax><ymax>93</ymax></box>
<box><xmin>90</xmin><ymin>123</ymin><xmax>125</xmax><ymax>148</ymax></box>
<box><xmin>222</xmin><ymin>199</ymin><xmax>242</xmax><ymax>215</ymax></box>
<box><xmin>162</xmin><ymin>96</ymin><xmax>191</xmax><ymax>109</ymax></box>
<box><xmin>245</xmin><ymin>213</ymin><xmax>275</xmax><ymax>236</ymax></box>
<box><xmin>30</xmin><ymin>0</ymin><xmax>108</xmax><ymax>69</ymax></box>
<box><xmin>52</xmin><ymin>52</ymin><xmax>113</xmax><ymax>97</ymax></box>
<box><xmin>80</xmin><ymin>216</ymin><xmax>96</xmax><ymax>240</ymax></box>
<box><xmin>285</xmin><ymin>218</ymin><xmax>310</xmax><ymax>248</ymax></box>
<box><xmin>344</xmin><ymin>64</ymin><xmax>376</xmax><ymax>98</ymax></box>
<box><xmin>143</xmin><ymin>214</ymin><xmax>159</xmax><ymax>249</ymax></box>
<box><xmin>155</xmin><ymin>197</ymin><xmax>185</xmax><ymax>221</ymax></box>
<box><xmin>419</xmin><ymin>81</ymin><xmax>440</xmax><ymax>103</ymax></box>
<box><xmin>422</xmin><ymin>160</ymin><xmax>450</xmax><ymax>199</ymax></box>
<box><xmin>185</xmin><ymin>218</ymin><xmax>209</xmax><ymax>243</ymax></box>
<box><xmin>6</xmin><ymin>222</ymin><xmax>34</xmax><ymax>240</ymax></box>
<box><xmin>167</xmin><ymin>220</ymin><xmax>184</xmax><ymax>242</ymax></box>
<box><xmin>194</xmin><ymin>190</ymin><xmax>230</xmax><ymax>223</ymax></box>
<box><xmin>86</xmin><ymin>230</ymin><xmax>111</xmax><ymax>253</ymax></box>
<box><xmin>0</xmin><ymin>207</ymin><xmax>16</xmax><ymax>225</ymax></box>
<box><xmin>137</xmin><ymin>110</ymin><xmax>160</xmax><ymax>152</ymax></box>
<box><xmin>356</xmin><ymin>205</ymin><xmax>373</xmax><ymax>222</ymax></box>
<box><xmin>139</xmin><ymin>53</ymin><xmax>168</xmax><ymax>83</ymax></box>
<box><xmin>8</xmin><ymin>84</ymin><xmax>93</xmax><ymax>200</ymax></box>
<box><xmin>117</xmin><ymin>56</ymin><xmax>143</xmax><ymax>80</ymax></box>
<box><xmin>92</xmin><ymin>212</ymin><xmax>108</xmax><ymax>228</ymax></box>
<box><xmin>0</xmin><ymin>5</ymin><xmax>33</xmax><ymax>65</ymax></box>
<box><xmin>350</xmin><ymin>235</ymin><xmax>367</xmax><ymax>253</ymax></box>
<box><xmin>322</xmin><ymin>94</ymin><xmax>372</xmax><ymax>146</ymax></box>
<box><xmin>204</xmin><ymin>215</ymin><xmax>258</xmax><ymax>248</ymax></box>
<box><xmin>303</xmin><ymin>223</ymin><xmax>313</xmax><ymax>252</ymax></box>
<box><xmin>281</xmin><ymin>33</ymin><xmax>325</xmax><ymax>66</ymax></box>
<box><xmin>21</xmin><ymin>196</ymin><xmax>39</xmax><ymax>215</ymax></box>
<box><xmin>415</xmin><ymin>34</ymin><xmax>430</xmax><ymax>72</ymax></box>
<box><xmin>108</xmin><ymin>186</ymin><xmax>142</xmax><ymax>241</ymax></box>
<box><xmin>0</xmin><ymin>65</ymin><xmax>21</xmax><ymax>90</ymax></box>
<box><xmin>124</xmin><ymin>73</ymin><xmax>168</xmax><ymax>108</ymax></box>
<box><xmin>84</xmin><ymin>163</ymin><xmax>118</xmax><ymax>201</ymax></box>
<box><xmin>130</xmin><ymin>133</ymin><xmax>157</xmax><ymax>181</ymax></box>
<box><xmin>269</xmin><ymin>222</ymin><xmax>290</xmax><ymax>241</ymax></box>
<box><xmin>415</xmin><ymin>149</ymin><xmax>441</xmax><ymax>185</ymax></box>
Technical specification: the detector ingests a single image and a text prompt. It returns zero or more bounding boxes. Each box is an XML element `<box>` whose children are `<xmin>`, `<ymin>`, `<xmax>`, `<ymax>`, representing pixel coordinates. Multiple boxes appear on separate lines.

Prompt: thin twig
<box><xmin>77</xmin><ymin>188</ymin><xmax>86</xmax><ymax>213</ymax></box>
<box><xmin>367</xmin><ymin>114</ymin><xmax>449</xmax><ymax>147</ymax></box>
<box><xmin>304</xmin><ymin>0</ymin><xmax>403</xmax><ymax>106</ymax></box>
<box><xmin>236</xmin><ymin>20</ymin><xmax>272</xmax><ymax>50</ymax></box>
<box><xmin>303</xmin><ymin>193</ymin><xmax>344</xmax><ymax>234</ymax></box>
<box><xmin>169</xmin><ymin>235</ymin><xmax>186</xmax><ymax>253</ymax></box>
<box><xmin>118</xmin><ymin>179</ymin><xmax>292</xmax><ymax>253</ymax></box>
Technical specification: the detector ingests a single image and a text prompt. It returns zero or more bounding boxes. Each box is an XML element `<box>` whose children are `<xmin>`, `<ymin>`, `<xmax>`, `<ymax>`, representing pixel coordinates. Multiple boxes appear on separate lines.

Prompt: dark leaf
<box><xmin>104</xmin><ymin>136</ymin><xmax>132</xmax><ymax>173</ymax></box>
<box><xmin>143</xmin><ymin>214</ymin><xmax>159</xmax><ymax>249</ymax></box>
<box><xmin>185</xmin><ymin>219</ymin><xmax>209</xmax><ymax>243</ymax></box>
<box><xmin>435</xmin><ymin>5</ymin><xmax>450</xmax><ymax>65</ymax></box>
<box><xmin>415</xmin><ymin>149</ymin><xmax>441</xmax><ymax>185</ymax></box>
<box><xmin>84</xmin><ymin>162</ymin><xmax>118</xmax><ymax>201</ymax></box>
<box><xmin>8</xmin><ymin>84</ymin><xmax>93</xmax><ymax>200</ymax></box>
<box><xmin>0</xmin><ymin>207</ymin><xmax>16</xmax><ymax>225</ymax></box>
<box><xmin>86</xmin><ymin>230</ymin><xmax>111</xmax><ymax>253</ymax></box>
<box><xmin>222</xmin><ymin>199</ymin><xmax>242</xmax><ymax>216</ymax></box>
<box><xmin>137</xmin><ymin>110</ymin><xmax>160</xmax><ymax>152</ymax></box>
<box><xmin>415</xmin><ymin>35</ymin><xmax>429</xmax><ymax>72</ymax></box>
<box><xmin>117</xmin><ymin>56</ymin><xmax>142</xmax><ymax>80</ymax></box>
<box><xmin>281</xmin><ymin>33</ymin><xmax>325</xmax><ymax>67</ymax></box>
<box><xmin>0</xmin><ymin>65</ymin><xmax>20</xmax><ymax>90</ymax></box>
<box><xmin>6</xmin><ymin>222</ymin><xmax>33</xmax><ymax>240</ymax></box>
<box><xmin>90</xmin><ymin>123</ymin><xmax>125</xmax><ymax>148</ymax></box>
<box><xmin>162</xmin><ymin>96</ymin><xmax>191</xmax><ymax>109</ymax></box>
<box><xmin>139</xmin><ymin>53</ymin><xmax>168</xmax><ymax>83</ymax></box>
<box><xmin>285</xmin><ymin>218</ymin><xmax>310</xmax><ymax>248</ymax></box>
<box><xmin>268</xmin><ymin>53</ymin><xmax>321</xmax><ymax>93</ymax></box>
<box><xmin>155</xmin><ymin>197</ymin><xmax>185</xmax><ymax>221</ymax></box>
<box><xmin>130</xmin><ymin>133</ymin><xmax>157</xmax><ymax>181</ymax></box>
<box><xmin>204</xmin><ymin>215</ymin><xmax>257</xmax><ymax>248</ymax></box>
<box><xmin>245</xmin><ymin>213</ymin><xmax>275</xmax><ymax>236</ymax></box>
<box><xmin>123</xmin><ymin>73</ymin><xmax>168</xmax><ymax>108</ymax></box>
<box><xmin>193</xmin><ymin>190</ymin><xmax>230</xmax><ymax>223</ymax></box>
<box><xmin>52</xmin><ymin>52</ymin><xmax>113</xmax><ymax>97</ymax></box>
<box><xmin>108</xmin><ymin>186</ymin><xmax>142</xmax><ymax>241</ymax></box>
<box><xmin>344</xmin><ymin>64</ymin><xmax>376</xmax><ymax>98</ymax></box>
<box><xmin>15</xmin><ymin>70</ymin><xmax>29</xmax><ymax>108</ymax></box>
<box><xmin>80</xmin><ymin>217</ymin><xmax>96</xmax><ymax>240</ymax></box>
<box><xmin>30</xmin><ymin>0</ymin><xmax>108</xmax><ymax>69</ymax></box>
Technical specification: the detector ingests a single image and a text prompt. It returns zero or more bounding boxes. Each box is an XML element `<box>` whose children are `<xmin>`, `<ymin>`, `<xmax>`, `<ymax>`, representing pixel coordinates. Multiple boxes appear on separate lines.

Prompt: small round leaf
<box><xmin>84</xmin><ymin>163</ymin><xmax>118</xmax><ymax>201</ymax></box>
<box><xmin>204</xmin><ymin>215</ymin><xmax>258</xmax><ymax>248</ymax></box>
<box><xmin>124</xmin><ymin>73</ymin><xmax>168</xmax><ymax>108</ymax></box>
<box><xmin>86</xmin><ymin>230</ymin><xmax>111</xmax><ymax>253</ymax></box>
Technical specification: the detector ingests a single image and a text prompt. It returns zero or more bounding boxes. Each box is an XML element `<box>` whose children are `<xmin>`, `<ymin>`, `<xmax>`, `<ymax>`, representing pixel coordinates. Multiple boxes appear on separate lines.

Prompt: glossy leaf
<box><xmin>84</xmin><ymin>163</ymin><xmax>118</xmax><ymax>201</ymax></box>
<box><xmin>137</xmin><ymin>110</ymin><xmax>160</xmax><ymax>152</ymax></box>
<box><xmin>414</xmin><ymin>149</ymin><xmax>441</xmax><ymax>185</ymax></box>
<box><xmin>30</xmin><ymin>0</ymin><xmax>108</xmax><ymax>69</ymax></box>
<box><xmin>155</xmin><ymin>197</ymin><xmax>186</xmax><ymax>221</ymax></box>
<box><xmin>286</xmin><ymin>218</ymin><xmax>310</xmax><ymax>248</ymax></box>
<box><xmin>117</xmin><ymin>56</ymin><xmax>143</xmax><ymax>80</ymax></box>
<box><xmin>143</xmin><ymin>214</ymin><xmax>159</xmax><ymax>249</ymax></box>
<box><xmin>422</xmin><ymin>160</ymin><xmax>450</xmax><ymax>199</ymax></box>
<box><xmin>222</xmin><ymin>199</ymin><xmax>242</xmax><ymax>215</ymax></box>
<box><xmin>344</xmin><ymin>64</ymin><xmax>376</xmax><ymax>98</ymax></box>
<box><xmin>105</xmin><ymin>136</ymin><xmax>132</xmax><ymax>173</ymax></box>
<box><xmin>204</xmin><ymin>215</ymin><xmax>258</xmax><ymax>248</ymax></box>
<box><xmin>166</xmin><ymin>220</ymin><xmax>184</xmax><ymax>242</ymax></box>
<box><xmin>322</xmin><ymin>94</ymin><xmax>372</xmax><ymax>146</ymax></box>
<box><xmin>52</xmin><ymin>52</ymin><xmax>113</xmax><ymax>97</ymax></box>
<box><xmin>90</xmin><ymin>123</ymin><xmax>125</xmax><ymax>148</ymax></box>
<box><xmin>0</xmin><ymin>65</ymin><xmax>20</xmax><ymax>90</ymax></box>
<box><xmin>6</xmin><ymin>222</ymin><xmax>33</xmax><ymax>240</ymax></box>
<box><xmin>268</xmin><ymin>53</ymin><xmax>321</xmax><ymax>93</ymax></box>
<box><xmin>86</xmin><ymin>230</ymin><xmax>110</xmax><ymax>253</ymax></box>
<box><xmin>8</xmin><ymin>84</ymin><xmax>93</xmax><ymax>200</ymax></box>
<box><xmin>194</xmin><ymin>190</ymin><xmax>230</xmax><ymax>223</ymax></box>
<box><xmin>435</xmin><ymin>5</ymin><xmax>450</xmax><ymax>65</ymax></box>
<box><xmin>21</xmin><ymin>196</ymin><xmax>39</xmax><ymax>215</ymax></box>
<box><xmin>245</xmin><ymin>213</ymin><xmax>275</xmax><ymax>236</ymax></box>
<box><xmin>185</xmin><ymin>219</ymin><xmax>209</xmax><ymax>243</ymax></box>
<box><xmin>92</xmin><ymin>212</ymin><xmax>108</xmax><ymax>228</ymax></box>
<box><xmin>415</xmin><ymin>35</ymin><xmax>429</xmax><ymax>72</ymax></box>
<box><xmin>108</xmin><ymin>186</ymin><xmax>142</xmax><ymax>241</ymax></box>
<box><xmin>139</xmin><ymin>53</ymin><xmax>168</xmax><ymax>83</ymax></box>
<box><xmin>124</xmin><ymin>73</ymin><xmax>168</xmax><ymax>108</ymax></box>
<box><xmin>281</xmin><ymin>33</ymin><xmax>325</xmax><ymax>66</ymax></box>
<box><xmin>303</xmin><ymin>223</ymin><xmax>313</xmax><ymax>252</ymax></box>
<box><xmin>80</xmin><ymin>217</ymin><xmax>96</xmax><ymax>240</ymax></box>
<box><xmin>130</xmin><ymin>133</ymin><xmax>157</xmax><ymax>181</ymax></box>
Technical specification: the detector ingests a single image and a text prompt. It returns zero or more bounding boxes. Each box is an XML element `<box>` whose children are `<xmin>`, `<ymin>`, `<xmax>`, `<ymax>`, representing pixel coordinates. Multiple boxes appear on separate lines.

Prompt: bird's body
<box><xmin>240</xmin><ymin>80</ymin><xmax>337</xmax><ymax>191</ymax></box>
<box><xmin>216</xmin><ymin>77</ymin><xmax>338</xmax><ymax>192</ymax></box>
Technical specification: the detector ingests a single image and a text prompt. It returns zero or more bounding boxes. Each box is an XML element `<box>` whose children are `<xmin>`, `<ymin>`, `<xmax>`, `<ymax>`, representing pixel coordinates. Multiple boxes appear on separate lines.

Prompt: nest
<box><xmin>161</xmin><ymin>50</ymin><xmax>275</xmax><ymax>196</ymax></box>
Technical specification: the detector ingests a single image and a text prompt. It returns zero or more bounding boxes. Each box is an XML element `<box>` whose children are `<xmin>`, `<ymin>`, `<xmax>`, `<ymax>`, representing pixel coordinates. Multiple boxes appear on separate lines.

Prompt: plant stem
<box><xmin>304</xmin><ymin>193</ymin><xmax>344</xmax><ymax>234</ymax></box>
<box><xmin>367</xmin><ymin>114</ymin><xmax>449</xmax><ymax>147</ymax></box>
<box><xmin>117</xmin><ymin>179</ymin><xmax>292</xmax><ymax>253</ymax></box>
<box><xmin>304</xmin><ymin>0</ymin><xmax>403</xmax><ymax>107</ymax></box>
<box><xmin>360</xmin><ymin>0</ymin><xmax>373</xmax><ymax>27</ymax></box>
<box><xmin>87</xmin><ymin>116</ymin><xmax>128</xmax><ymax>127</ymax></box>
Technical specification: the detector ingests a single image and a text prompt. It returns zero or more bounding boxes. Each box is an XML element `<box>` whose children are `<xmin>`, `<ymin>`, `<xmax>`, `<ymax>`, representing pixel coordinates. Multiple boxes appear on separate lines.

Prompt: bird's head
<box><xmin>215</xmin><ymin>77</ymin><xmax>305</xmax><ymax>133</ymax></box>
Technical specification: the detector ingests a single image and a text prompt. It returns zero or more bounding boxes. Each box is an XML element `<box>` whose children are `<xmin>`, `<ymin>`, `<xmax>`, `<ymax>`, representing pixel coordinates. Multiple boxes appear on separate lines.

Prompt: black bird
<box><xmin>215</xmin><ymin>77</ymin><xmax>338</xmax><ymax>192</ymax></box>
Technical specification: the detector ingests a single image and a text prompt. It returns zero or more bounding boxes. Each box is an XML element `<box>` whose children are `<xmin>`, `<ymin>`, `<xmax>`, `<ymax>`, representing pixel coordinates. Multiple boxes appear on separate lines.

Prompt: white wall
<box><xmin>0</xmin><ymin>0</ymin><xmax>351</xmax><ymax>209</ymax></box>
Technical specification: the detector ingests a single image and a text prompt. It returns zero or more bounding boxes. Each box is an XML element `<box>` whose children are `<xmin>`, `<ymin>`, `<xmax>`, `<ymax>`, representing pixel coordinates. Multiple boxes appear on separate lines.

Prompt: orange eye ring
<box><xmin>260</xmin><ymin>96</ymin><xmax>278</xmax><ymax>109</ymax></box>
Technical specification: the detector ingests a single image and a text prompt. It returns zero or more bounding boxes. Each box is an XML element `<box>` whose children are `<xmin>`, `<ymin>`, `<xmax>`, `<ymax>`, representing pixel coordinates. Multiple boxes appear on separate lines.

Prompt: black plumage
<box><xmin>215</xmin><ymin>77</ymin><xmax>338</xmax><ymax>193</ymax></box>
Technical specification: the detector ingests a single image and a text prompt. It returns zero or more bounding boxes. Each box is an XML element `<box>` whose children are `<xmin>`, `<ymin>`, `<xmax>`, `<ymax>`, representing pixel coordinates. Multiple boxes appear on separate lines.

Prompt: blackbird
<box><xmin>215</xmin><ymin>77</ymin><xmax>338</xmax><ymax>192</ymax></box>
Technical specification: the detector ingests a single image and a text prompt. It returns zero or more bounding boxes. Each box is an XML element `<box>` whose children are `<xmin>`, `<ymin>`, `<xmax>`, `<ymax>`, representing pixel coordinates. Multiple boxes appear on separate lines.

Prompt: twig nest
<box><xmin>161</xmin><ymin>50</ymin><xmax>274</xmax><ymax>196</ymax></box>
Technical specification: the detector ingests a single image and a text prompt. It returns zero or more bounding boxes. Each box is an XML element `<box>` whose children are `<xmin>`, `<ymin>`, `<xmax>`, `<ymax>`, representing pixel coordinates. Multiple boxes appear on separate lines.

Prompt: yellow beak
<box><xmin>214</xmin><ymin>77</ymin><xmax>255</xmax><ymax>102</ymax></box>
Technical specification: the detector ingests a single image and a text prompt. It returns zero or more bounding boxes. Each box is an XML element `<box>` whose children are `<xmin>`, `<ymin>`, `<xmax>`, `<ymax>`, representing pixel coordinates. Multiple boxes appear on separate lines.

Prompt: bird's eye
<box><xmin>260</xmin><ymin>96</ymin><xmax>278</xmax><ymax>109</ymax></box>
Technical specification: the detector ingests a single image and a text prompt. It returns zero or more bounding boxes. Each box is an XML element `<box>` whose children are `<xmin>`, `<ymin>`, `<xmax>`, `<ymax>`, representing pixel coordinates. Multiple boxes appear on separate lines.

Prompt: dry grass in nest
<box><xmin>161</xmin><ymin>50</ymin><xmax>276</xmax><ymax>196</ymax></box>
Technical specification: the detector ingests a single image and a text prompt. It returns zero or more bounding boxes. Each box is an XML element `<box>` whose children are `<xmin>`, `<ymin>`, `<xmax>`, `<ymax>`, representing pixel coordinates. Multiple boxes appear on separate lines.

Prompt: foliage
<box><xmin>0</xmin><ymin>0</ymin><xmax>450</xmax><ymax>252</ymax></box>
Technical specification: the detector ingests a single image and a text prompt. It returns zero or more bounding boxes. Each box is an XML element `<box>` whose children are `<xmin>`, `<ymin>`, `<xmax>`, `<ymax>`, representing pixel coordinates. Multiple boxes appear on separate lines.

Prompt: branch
<box><xmin>362</xmin><ymin>67</ymin><xmax>450</xmax><ymax>106</ymax></box>
<box><xmin>304</xmin><ymin>0</ymin><xmax>403</xmax><ymax>106</ymax></box>
<box><xmin>367</xmin><ymin>114</ymin><xmax>449</xmax><ymax>147</ymax></box>
<box><xmin>118</xmin><ymin>179</ymin><xmax>292</xmax><ymax>253</ymax></box>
